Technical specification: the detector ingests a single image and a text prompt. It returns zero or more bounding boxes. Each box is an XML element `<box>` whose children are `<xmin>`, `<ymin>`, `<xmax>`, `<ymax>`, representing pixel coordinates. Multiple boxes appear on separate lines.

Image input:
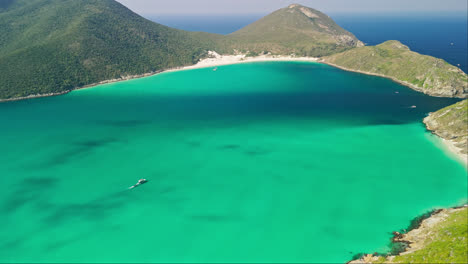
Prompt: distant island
<box><xmin>0</xmin><ymin>1</ymin><xmax>467</xmax><ymax>262</ymax></box>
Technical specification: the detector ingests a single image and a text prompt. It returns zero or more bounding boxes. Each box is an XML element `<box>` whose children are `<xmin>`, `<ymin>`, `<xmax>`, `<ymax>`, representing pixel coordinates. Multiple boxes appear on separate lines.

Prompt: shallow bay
<box><xmin>0</xmin><ymin>62</ymin><xmax>465</xmax><ymax>263</ymax></box>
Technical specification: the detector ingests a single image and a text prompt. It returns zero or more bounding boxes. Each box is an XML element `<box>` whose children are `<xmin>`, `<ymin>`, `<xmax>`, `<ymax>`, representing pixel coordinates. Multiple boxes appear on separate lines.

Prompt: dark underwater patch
<box><xmin>1</xmin><ymin>176</ymin><xmax>57</xmax><ymax>212</ymax></box>
<box><xmin>185</xmin><ymin>141</ymin><xmax>201</xmax><ymax>148</ymax></box>
<box><xmin>158</xmin><ymin>186</ymin><xmax>178</xmax><ymax>195</ymax></box>
<box><xmin>98</xmin><ymin>120</ymin><xmax>151</xmax><ymax>127</ymax></box>
<box><xmin>219</xmin><ymin>144</ymin><xmax>240</xmax><ymax>150</ymax></box>
<box><xmin>38</xmin><ymin>138</ymin><xmax>120</xmax><ymax>168</ymax></box>
<box><xmin>76</xmin><ymin>138</ymin><xmax>119</xmax><ymax>148</ymax></box>
<box><xmin>190</xmin><ymin>214</ymin><xmax>239</xmax><ymax>222</ymax></box>
<box><xmin>244</xmin><ymin>147</ymin><xmax>270</xmax><ymax>156</ymax></box>
<box><xmin>368</xmin><ymin>119</ymin><xmax>408</xmax><ymax>126</ymax></box>
<box><xmin>44</xmin><ymin>190</ymin><xmax>131</xmax><ymax>225</ymax></box>
<box><xmin>0</xmin><ymin>238</ymin><xmax>23</xmax><ymax>252</ymax></box>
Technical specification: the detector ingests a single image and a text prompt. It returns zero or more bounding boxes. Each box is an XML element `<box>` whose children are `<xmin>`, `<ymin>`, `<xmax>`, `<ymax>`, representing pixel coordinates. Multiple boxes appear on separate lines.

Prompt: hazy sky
<box><xmin>116</xmin><ymin>0</ymin><xmax>467</xmax><ymax>15</ymax></box>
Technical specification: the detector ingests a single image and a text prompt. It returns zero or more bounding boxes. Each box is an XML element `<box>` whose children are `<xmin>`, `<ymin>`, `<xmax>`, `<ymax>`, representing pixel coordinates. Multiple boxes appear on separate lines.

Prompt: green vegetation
<box><xmin>424</xmin><ymin>99</ymin><xmax>468</xmax><ymax>154</ymax></box>
<box><xmin>350</xmin><ymin>208</ymin><xmax>468</xmax><ymax>264</ymax></box>
<box><xmin>0</xmin><ymin>0</ymin><xmax>227</xmax><ymax>99</ymax></box>
<box><xmin>228</xmin><ymin>4</ymin><xmax>363</xmax><ymax>57</ymax></box>
<box><xmin>392</xmin><ymin>208</ymin><xmax>467</xmax><ymax>263</ymax></box>
<box><xmin>324</xmin><ymin>40</ymin><xmax>468</xmax><ymax>98</ymax></box>
<box><xmin>393</xmin><ymin>209</ymin><xmax>468</xmax><ymax>263</ymax></box>
<box><xmin>1</xmin><ymin>1</ymin><xmax>466</xmax><ymax>101</ymax></box>
<box><xmin>0</xmin><ymin>1</ymin><xmax>364</xmax><ymax>100</ymax></box>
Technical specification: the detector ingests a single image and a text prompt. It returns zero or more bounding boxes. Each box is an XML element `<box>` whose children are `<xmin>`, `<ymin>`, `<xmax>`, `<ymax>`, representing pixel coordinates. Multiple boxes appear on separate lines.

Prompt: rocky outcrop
<box><xmin>335</xmin><ymin>35</ymin><xmax>365</xmax><ymax>47</ymax></box>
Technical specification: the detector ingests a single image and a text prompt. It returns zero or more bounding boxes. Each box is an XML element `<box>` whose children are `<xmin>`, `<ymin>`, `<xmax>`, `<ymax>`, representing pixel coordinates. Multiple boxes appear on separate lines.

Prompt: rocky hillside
<box><xmin>324</xmin><ymin>40</ymin><xmax>468</xmax><ymax>98</ymax></box>
<box><xmin>228</xmin><ymin>4</ymin><xmax>363</xmax><ymax>57</ymax></box>
<box><xmin>424</xmin><ymin>99</ymin><xmax>467</xmax><ymax>159</ymax></box>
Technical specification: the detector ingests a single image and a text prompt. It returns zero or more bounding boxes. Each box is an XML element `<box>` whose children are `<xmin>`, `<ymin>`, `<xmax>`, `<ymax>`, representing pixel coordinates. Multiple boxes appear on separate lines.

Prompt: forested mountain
<box><xmin>0</xmin><ymin>1</ymin><xmax>367</xmax><ymax>100</ymax></box>
<box><xmin>0</xmin><ymin>0</ymin><xmax>225</xmax><ymax>99</ymax></box>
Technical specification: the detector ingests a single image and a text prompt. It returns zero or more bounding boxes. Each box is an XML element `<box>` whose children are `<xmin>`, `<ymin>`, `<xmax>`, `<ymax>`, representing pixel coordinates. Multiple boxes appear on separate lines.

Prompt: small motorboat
<box><xmin>410</xmin><ymin>105</ymin><xmax>417</xmax><ymax>109</ymax></box>
<box><xmin>129</xmin><ymin>179</ymin><xmax>148</xmax><ymax>189</ymax></box>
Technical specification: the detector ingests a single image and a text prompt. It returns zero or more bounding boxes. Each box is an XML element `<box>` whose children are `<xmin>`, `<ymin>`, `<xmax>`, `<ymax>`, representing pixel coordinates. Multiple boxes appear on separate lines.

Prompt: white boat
<box><xmin>129</xmin><ymin>179</ymin><xmax>148</xmax><ymax>189</ymax></box>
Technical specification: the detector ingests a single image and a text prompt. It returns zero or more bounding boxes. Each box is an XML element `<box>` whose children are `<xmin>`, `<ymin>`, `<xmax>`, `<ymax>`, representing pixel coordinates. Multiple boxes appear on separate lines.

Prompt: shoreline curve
<box><xmin>1</xmin><ymin>54</ymin><xmax>465</xmax><ymax>168</ymax></box>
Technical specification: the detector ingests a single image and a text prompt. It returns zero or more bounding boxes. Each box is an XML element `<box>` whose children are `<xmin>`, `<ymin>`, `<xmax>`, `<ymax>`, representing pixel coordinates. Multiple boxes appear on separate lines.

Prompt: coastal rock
<box><xmin>335</xmin><ymin>35</ymin><xmax>365</xmax><ymax>47</ymax></box>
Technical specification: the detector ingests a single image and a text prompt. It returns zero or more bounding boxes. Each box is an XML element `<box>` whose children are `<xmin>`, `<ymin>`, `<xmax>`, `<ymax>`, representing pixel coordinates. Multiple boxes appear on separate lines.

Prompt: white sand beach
<box><xmin>167</xmin><ymin>51</ymin><xmax>319</xmax><ymax>72</ymax></box>
<box><xmin>440</xmin><ymin>138</ymin><xmax>468</xmax><ymax>167</ymax></box>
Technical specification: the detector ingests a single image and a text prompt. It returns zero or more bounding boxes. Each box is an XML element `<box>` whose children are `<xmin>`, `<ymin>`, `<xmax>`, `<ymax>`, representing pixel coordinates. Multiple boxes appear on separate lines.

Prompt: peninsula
<box><xmin>324</xmin><ymin>40</ymin><xmax>468</xmax><ymax>98</ymax></box>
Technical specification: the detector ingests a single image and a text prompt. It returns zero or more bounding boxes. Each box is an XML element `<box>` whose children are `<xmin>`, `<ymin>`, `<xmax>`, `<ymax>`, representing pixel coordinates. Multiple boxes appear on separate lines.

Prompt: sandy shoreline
<box><xmin>436</xmin><ymin>136</ymin><xmax>467</xmax><ymax>167</ymax></box>
<box><xmin>165</xmin><ymin>53</ymin><xmax>319</xmax><ymax>72</ymax></box>
<box><xmin>74</xmin><ymin>54</ymin><xmax>319</xmax><ymax>92</ymax></box>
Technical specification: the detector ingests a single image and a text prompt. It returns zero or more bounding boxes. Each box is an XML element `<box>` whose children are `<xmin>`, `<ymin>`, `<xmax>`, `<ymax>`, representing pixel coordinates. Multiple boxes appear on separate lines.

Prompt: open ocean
<box><xmin>149</xmin><ymin>12</ymin><xmax>468</xmax><ymax>72</ymax></box>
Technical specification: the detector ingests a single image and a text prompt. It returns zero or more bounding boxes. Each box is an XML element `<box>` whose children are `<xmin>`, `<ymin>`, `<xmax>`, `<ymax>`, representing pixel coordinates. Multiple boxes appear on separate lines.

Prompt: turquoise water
<box><xmin>0</xmin><ymin>62</ymin><xmax>466</xmax><ymax>263</ymax></box>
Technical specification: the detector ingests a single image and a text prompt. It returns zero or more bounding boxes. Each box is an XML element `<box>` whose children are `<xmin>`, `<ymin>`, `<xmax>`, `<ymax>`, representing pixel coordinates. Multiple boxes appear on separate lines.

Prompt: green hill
<box><xmin>324</xmin><ymin>40</ymin><xmax>468</xmax><ymax>98</ymax></box>
<box><xmin>0</xmin><ymin>0</ymin><xmax>225</xmax><ymax>99</ymax></box>
<box><xmin>228</xmin><ymin>4</ymin><xmax>363</xmax><ymax>56</ymax></box>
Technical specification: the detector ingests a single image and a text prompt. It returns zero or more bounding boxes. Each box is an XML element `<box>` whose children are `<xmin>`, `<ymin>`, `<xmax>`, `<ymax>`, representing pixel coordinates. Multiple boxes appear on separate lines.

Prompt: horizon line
<box><xmin>141</xmin><ymin>10</ymin><xmax>468</xmax><ymax>16</ymax></box>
